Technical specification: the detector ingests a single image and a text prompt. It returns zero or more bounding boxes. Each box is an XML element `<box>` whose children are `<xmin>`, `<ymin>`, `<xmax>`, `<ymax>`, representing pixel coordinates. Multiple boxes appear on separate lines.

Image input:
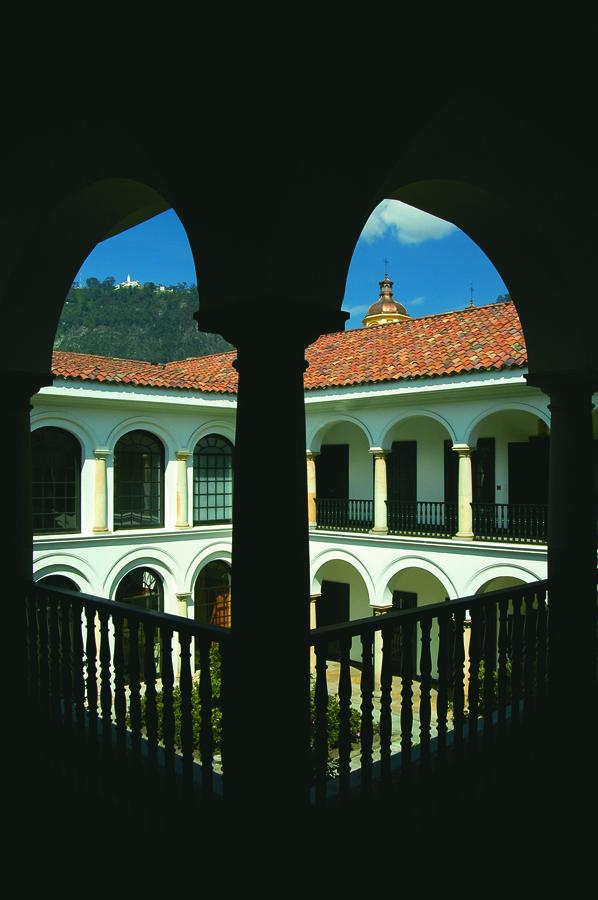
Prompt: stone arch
<box><xmin>310</xmin><ymin>547</ymin><xmax>375</xmax><ymax>602</ymax></box>
<box><xmin>107</xmin><ymin>418</ymin><xmax>176</xmax><ymax>461</ymax></box>
<box><xmin>33</xmin><ymin>551</ymin><xmax>96</xmax><ymax>593</ymax></box>
<box><xmin>465</xmin><ymin>563</ymin><xmax>545</xmax><ymax>597</ymax></box>
<box><xmin>308</xmin><ymin>414</ymin><xmax>373</xmax><ymax>452</ymax></box>
<box><xmin>187</xmin><ymin>420</ymin><xmax>236</xmax><ymax>451</ymax></box>
<box><xmin>379</xmin><ymin>409</ymin><xmax>457</xmax><ymax>449</ymax></box>
<box><xmin>186</xmin><ymin>543</ymin><xmax>233</xmax><ymax>595</ymax></box>
<box><xmin>104</xmin><ymin>548</ymin><xmax>179</xmax><ymax>616</ymax></box>
<box><xmin>378</xmin><ymin>557</ymin><xmax>457</xmax><ymax>606</ymax></box>
<box><xmin>464</xmin><ymin>402</ymin><xmax>550</xmax><ymax>447</ymax></box>
<box><xmin>30</xmin><ymin>414</ymin><xmax>96</xmax><ymax>459</ymax></box>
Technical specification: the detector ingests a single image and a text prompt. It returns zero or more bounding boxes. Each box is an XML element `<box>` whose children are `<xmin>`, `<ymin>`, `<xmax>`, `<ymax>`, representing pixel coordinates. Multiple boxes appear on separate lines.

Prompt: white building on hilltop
<box><xmin>33</xmin><ymin>281</ymin><xmax>594</xmax><ymax>673</ymax></box>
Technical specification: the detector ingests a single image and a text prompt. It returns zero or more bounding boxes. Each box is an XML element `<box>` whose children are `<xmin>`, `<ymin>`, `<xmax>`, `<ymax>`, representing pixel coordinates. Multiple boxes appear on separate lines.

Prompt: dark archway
<box><xmin>114</xmin><ymin>430</ymin><xmax>164</xmax><ymax>530</ymax></box>
<box><xmin>31</xmin><ymin>427</ymin><xmax>81</xmax><ymax>534</ymax></box>
<box><xmin>115</xmin><ymin>566</ymin><xmax>164</xmax><ymax>678</ymax></box>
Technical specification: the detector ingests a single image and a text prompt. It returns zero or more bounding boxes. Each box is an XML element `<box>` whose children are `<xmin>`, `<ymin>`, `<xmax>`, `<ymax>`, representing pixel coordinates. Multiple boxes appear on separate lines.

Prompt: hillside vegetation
<box><xmin>54</xmin><ymin>278</ymin><xmax>232</xmax><ymax>363</ymax></box>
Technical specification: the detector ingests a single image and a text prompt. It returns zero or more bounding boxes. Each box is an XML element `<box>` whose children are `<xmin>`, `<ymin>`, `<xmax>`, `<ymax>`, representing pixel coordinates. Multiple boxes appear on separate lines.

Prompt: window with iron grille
<box><xmin>193</xmin><ymin>435</ymin><xmax>233</xmax><ymax>525</ymax></box>
<box><xmin>115</xmin><ymin>567</ymin><xmax>164</xmax><ymax>679</ymax></box>
<box><xmin>114</xmin><ymin>430</ymin><xmax>164</xmax><ymax>529</ymax></box>
<box><xmin>32</xmin><ymin>427</ymin><xmax>81</xmax><ymax>534</ymax></box>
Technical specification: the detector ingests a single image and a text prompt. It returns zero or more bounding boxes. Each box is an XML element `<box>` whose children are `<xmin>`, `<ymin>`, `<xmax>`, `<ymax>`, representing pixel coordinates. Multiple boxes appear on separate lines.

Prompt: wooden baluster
<box><xmin>84</xmin><ymin>605</ymin><xmax>98</xmax><ymax>743</ymax></box>
<box><xmin>160</xmin><ymin>625</ymin><xmax>175</xmax><ymax>789</ymax></box>
<box><xmin>112</xmin><ymin>611</ymin><xmax>127</xmax><ymax>766</ymax></box>
<box><xmin>360</xmin><ymin>631</ymin><xmax>374</xmax><ymax>797</ymax></box>
<box><xmin>198</xmin><ymin>636</ymin><xmax>215</xmax><ymax>801</ymax></box>
<box><xmin>523</xmin><ymin>592</ymin><xmax>536</xmax><ymax>718</ymax></box>
<box><xmin>497</xmin><ymin>596</ymin><xmax>509</xmax><ymax>739</ymax></box>
<box><xmin>452</xmin><ymin>608</ymin><xmax>465</xmax><ymax>757</ymax></box>
<box><xmin>483</xmin><ymin>599</ymin><xmax>496</xmax><ymax>745</ymax></box>
<box><xmin>536</xmin><ymin>586</ymin><xmax>548</xmax><ymax>713</ymax></box>
<box><xmin>436</xmin><ymin>609</ymin><xmax>450</xmax><ymax>764</ymax></box>
<box><xmin>60</xmin><ymin>596</ymin><xmax>73</xmax><ymax>731</ymax></box>
<box><xmin>26</xmin><ymin>590</ymin><xmax>39</xmax><ymax>710</ymax></box>
<box><xmin>379</xmin><ymin>621</ymin><xmax>393</xmax><ymax>792</ymax></box>
<box><xmin>48</xmin><ymin>596</ymin><xmax>61</xmax><ymax>722</ymax></box>
<box><xmin>98</xmin><ymin>608</ymin><xmax>113</xmax><ymax>759</ymax></box>
<box><xmin>419</xmin><ymin>616</ymin><xmax>432</xmax><ymax>771</ymax></box>
<box><xmin>127</xmin><ymin>615</ymin><xmax>142</xmax><ymax>767</ymax></box>
<box><xmin>510</xmin><ymin>594</ymin><xmax>524</xmax><ymax>730</ymax></box>
<box><xmin>338</xmin><ymin>631</ymin><xmax>352</xmax><ymax>803</ymax></box>
<box><xmin>144</xmin><ymin>620</ymin><xmax>158</xmax><ymax>776</ymax></box>
<box><xmin>179</xmin><ymin>630</ymin><xmax>194</xmax><ymax>793</ymax></box>
<box><xmin>314</xmin><ymin>636</ymin><xmax>329</xmax><ymax>807</ymax></box>
<box><xmin>400</xmin><ymin>619</ymin><xmax>414</xmax><ymax>772</ymax></box>
<box><xmin>71</xmin><ymin>601</ymin><xmax>85</xmax><ymax>737</ymax></box>
<box><xmin>467</xmin><ymin>604</ymin><xmax>481</xmax><ymax>752</ymax></box>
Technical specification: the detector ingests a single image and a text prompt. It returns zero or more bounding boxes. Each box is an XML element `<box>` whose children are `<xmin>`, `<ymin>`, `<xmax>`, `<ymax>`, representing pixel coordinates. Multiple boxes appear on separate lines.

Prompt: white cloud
<box><xmin>361</xmin><ymin>199</ymin><xmax>456</xmax><ymax>245</ymax></box>
<box><xmin>410</xmin><ymin>296</ymin><xmax>426</xmax><ymax>307</ymax></box>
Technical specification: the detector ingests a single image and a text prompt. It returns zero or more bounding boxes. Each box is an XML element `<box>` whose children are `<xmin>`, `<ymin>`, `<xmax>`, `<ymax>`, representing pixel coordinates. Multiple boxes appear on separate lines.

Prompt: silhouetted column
<box><xmin>306</xmin><ymin>450</ymin><xmax>318</xmax><ymax>528</ymax></box>
<box><xmin>453</xmin><ymin>444</ymin><xmax>474</xmax><ymax>540</ymax></box>
<box><xmin>309</xmin><ymin>593</ymin><xmax>320</xmax><ymax>673</ymax></box>
<box><xmin>370</xmin><ymin>449</ymin><xmax>388</xmax><ymax>534</ymax></box>
<box><xmin>196</xmin><ymin>300</ymin><xmax>347</xmax><ymax>822</ymax></box>
<box><xmin>92</xmin><ymin>448</ymin><xmax>111</xmax><ymax>532</ymax></box>
<box><xmin>526</xmin><ymin>370</ymin><xmax>597</xmax><ymax>715</ymax></box>
<box><xmin>175</xmin><ymin>449</ymin><xmax>192</xmax><ymax>528</ymax></box>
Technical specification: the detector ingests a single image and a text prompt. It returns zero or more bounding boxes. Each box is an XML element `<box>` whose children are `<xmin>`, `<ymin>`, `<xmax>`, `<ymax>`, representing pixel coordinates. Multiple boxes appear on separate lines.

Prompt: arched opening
<box><xmin>31</xmin><ymin>427</ymin><xmax>81</xmax><ymax>534</ymax></box>
<box><xmin>193</xmin><ymin>435</ymin><xmax>233</xmax><ymax>525</ymax></box>
<box><xmin>384</xmin><ymin>567</ymin><xmax>450</xmax><ymax>680</ymax></box>
<box><xmin>115</xmin><ymin>566</ymin><xmax>164</xmax><ymax>678</ymax></box>
<box><xmin>468</xmin><ymin>409</ymin><xmax>549</xmax><ymax>542</ymax></box>
<box><xmin>313</xmin><ymin>421</ymin><xmax>372</xmax><ymax>531</ymax></box>
<box><xmin>194</xmin><ymin>560</ymin><xmax>232</xmax><ymax>628</ymax></box>
<box><xmin>383</xmin><ymin>415</ymin><xmax>456</xmax><ymax>536</ymax></box>
<box><xmin>113</xmin><ymin>430</ymin><xmax>164</xmax><ymax>530</ymax></box>
<box><xmin>36</xmin><ymin>574</ymin><xmax>80</xmax><ymax>592</ymax></box>
<box><xmin>313</xmin><ymin>558</ymin><xmax>371</xmax><ymax>664</ymax></box>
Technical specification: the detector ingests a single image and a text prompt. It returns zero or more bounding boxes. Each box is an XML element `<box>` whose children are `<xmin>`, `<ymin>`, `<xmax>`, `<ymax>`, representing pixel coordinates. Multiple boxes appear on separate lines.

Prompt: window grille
<box><xmin>193</xmin><ymin>435</ymin><xmax>233</xmax><ymax>525</ymax></box>
<box><xmin>32</xmin><ymin>427</ymin><xmax>81</xmax><ymax>534</ymax></box>
<box><xmin>114</xmin><ymin>430</ymin><xmax>164</xmax><ymax>529</ymax></box>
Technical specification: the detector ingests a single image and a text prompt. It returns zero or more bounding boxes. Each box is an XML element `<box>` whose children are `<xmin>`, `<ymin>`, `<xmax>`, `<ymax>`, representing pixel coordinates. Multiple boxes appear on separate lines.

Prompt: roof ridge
<box><xmin>52</xmin><ymin>349</ymin><xmax>161</xmax><ymax>367</ymax></box>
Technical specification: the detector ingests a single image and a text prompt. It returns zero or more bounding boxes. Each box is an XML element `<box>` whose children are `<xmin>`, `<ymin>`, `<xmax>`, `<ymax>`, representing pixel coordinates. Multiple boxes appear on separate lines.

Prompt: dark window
<box><xmin>37</xmin><ymin>575</ymin><xmax>79</xmax><ymax>591</ymax></box>
<box><xmin>387</xmin><ymin>441</ymin><xmax>417</xmax><ymax>502</ymax></box>
<box><xmin>508</xmin><ymin>436</ymin><xmax>549</xmax><ymax>504</ymax></box>
<box><xmin>473</xmin><ymin>437</ymin><xmax>495</xmax><ymax>503</ymax></box>
<box><xmin>32</xmin><ymin>427</ymin><xmax>81</xmax><ymax>534</ymax></box>
<box><xmin>317</xmin><ymin>580</ymin><xmax>350</xmax><ymax>661</ymax></box>
<box><xmin>391</xmin><ymin>590</ymin><xmax>418</xmax><ymax>674</ymax></box>
<box><xmin>114</xmin><ymin>430</ymin><xmax>164</xmax><ymax>529</ymax></box>
<box><xmin>444</xmin><ymin>439</ymin><xmax>458</xmax><ymax>503</ymax></box>
<box><xmin>316</xmin><ymin>445</ymin><xmax>349</xmax><ymax>499</ymax></box>
<box><xmin>115</xmin><ymin>567</ymin><xmax>164</xmax><ymax>679</ymax></box>
<box><xmin>193</xmin><ymin>435</ymin><xmax>233</xmax><ymax>525</ymax></box>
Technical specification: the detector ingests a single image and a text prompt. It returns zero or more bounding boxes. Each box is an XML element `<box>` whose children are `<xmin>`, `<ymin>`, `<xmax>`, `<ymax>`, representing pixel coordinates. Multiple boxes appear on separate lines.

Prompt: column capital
<box><xmin>309</xmin><ymin>593</ymin><xmax>321</xmax><ymax>604</ymax></box>
<box><xmin>2</xmin><ymin>369</ymin><xmax>53</xmax><ymax>411</ymax></box>
<box><xmin>372</xmin><ymin>604</ymin><xmax>392</xmax><ymax>616</ymax></box>
<box><xmin>452</xmin><ymin>443</ymin><xmax>472</xmax><ymax>457</ymax></box>
<box><xmin>306</xmin><ymin>449</ymin><xmax>320</xmax><ymax>460</ymax></box>
<box><xmin>195</xmin><ymin>299</ymin><xmax>349</xmax><ymax>350</ymax></box>
<box><xmin>94</xmin><ymin>447</ymin><xmax>111</xmax><ymax>459</ymax></box>
<box><xmin>175</xmin><ymin>592</ymin><xmax>192</xmax><ymax>603</ymax></box>
<box><xmin>176</xmin><ymin>449</ymin><xmax>192</xmax><ymax>461</ymax></box>
<box><xmin>525</xmin><ymin>368</ymin><xmax>598</xmax><ymax>396</ymax></box>
<box><xmin>369</xmin><ymin>447</ymin><xmax>388</xmax><ymax>458</ymax></box>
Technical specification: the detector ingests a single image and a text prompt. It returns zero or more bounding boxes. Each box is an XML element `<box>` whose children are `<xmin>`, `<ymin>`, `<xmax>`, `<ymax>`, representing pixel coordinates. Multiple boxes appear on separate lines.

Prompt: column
<box><xmin>175</xmin><ymin>449</ymin><xmax>192</xmax><ymax>528</ymax></box>
<box><xmin>175</xmin><ymin>592</ymin><xmax>191</xmax><ymax>677</ymax></box>
<box><xmin>370</xmin><ymin>448</ymin><xmax>388</xmax><ymax>534</ymax></box>
<box><xmin>372</xmin><ymin>604</ymin><xmax>392</xmax><ymax>694</ymax></box>
<box><xmin>195</xmin><ymin>299</ymin><xmax>348</xmax><ymax>821</ymax></box>
<box><xmin>526</xmin><ymin>370</ymin><xmax>597</xmax><ymax>716</ymax></box>
<box><xmin>452</xmin><ymin>443</ymin><xmax>474</xmax><ymax>540</ymax></box>
<box><xmin>306</xmin><ymin>450</ymin><xmax>318</xmax><ymax>528</ymax></box>
<box><xmin>92</xmin><ymin>448</ymin><xmax>111</xmax><ymax>532</ymax></box>
<box><xmin>309</xmin><ymin>593</ymin><xmax>320</xmax><ymax>674</ymax></box>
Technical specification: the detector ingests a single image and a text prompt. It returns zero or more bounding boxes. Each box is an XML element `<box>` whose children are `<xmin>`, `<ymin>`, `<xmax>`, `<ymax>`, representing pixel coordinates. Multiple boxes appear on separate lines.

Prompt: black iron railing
<box><xmin>387</xmin><ymin>500</ymin><xmax>457</xmax><ymax>537</ymax></box>
<box><xmin>25</xmin><ymin>582</ymin><xmax>230</xmax><ymax>808</ymax></box>
<box><xmin>315</xmin><ymin>498</ymin><xmax>374</xmax><ymax>532</ymax></box>
<box><xmin>472</xmin><ymin>503</ymin><xmax>548</xmax><ymax>543</ymax></box>
<box><xmin>309</xmin><ymin>580</ymin><xmax>548</xmax><ymax>807</ymax></box>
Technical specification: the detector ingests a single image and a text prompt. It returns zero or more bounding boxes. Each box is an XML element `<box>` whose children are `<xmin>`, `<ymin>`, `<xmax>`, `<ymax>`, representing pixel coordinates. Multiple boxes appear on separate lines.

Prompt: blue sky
<box><xmin>76</xmin><ymin>202</ymin><xmax>508</xmax><ymax>329</ymax></box>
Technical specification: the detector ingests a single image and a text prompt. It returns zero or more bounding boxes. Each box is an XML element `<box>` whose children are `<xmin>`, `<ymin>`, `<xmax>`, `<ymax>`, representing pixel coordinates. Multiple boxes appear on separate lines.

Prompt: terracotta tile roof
<box><xmin>51</xmin><ymin>301</ymin><xmax>527</xmax><ymax>395</ymax></box>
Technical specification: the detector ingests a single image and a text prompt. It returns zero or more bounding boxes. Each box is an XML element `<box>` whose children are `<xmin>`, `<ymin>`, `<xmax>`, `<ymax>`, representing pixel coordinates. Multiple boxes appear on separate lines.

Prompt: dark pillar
<box><xmin>196</xmin><ymin>301</ymin><xmax>347</xmax><ymax>824</ymax></box>
<box><xmin>526</xmin><ymin>370</ymin><xmax>597</xmax><ymax>717</ymax></box>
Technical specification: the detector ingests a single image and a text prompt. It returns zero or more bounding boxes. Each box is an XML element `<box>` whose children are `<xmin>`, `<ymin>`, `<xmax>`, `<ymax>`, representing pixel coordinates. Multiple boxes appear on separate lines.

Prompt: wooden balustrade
<box><xmin>309</xmin><ymin>580</ymin><xmax>549</xmax><ymax>807</ymax></box>
<box><xmin>387</xmin><ymin>500</ymin><xmax>457</xmax><ymax>537</ymax></box>
<box><xmin>24</xmin><ymin>582</ymin><xmax>230</xmax><ymax>812</ymax></box>
<box><xmin>472</xmin><ymin>502</ymin><xmax>548</xmax><ymax>543</ymax></box>
<box><xmin>315</xmin><ymin>498</ymin><xmax>374</xmax><ymax>531</ymax></box>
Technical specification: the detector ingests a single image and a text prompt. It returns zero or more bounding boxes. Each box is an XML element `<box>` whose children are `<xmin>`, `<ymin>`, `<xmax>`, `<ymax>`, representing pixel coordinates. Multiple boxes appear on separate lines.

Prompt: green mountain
<box><xmin>53</xmin><ymin>278</ymin><xmax>233</xmax><ymax>363</ymax></box>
